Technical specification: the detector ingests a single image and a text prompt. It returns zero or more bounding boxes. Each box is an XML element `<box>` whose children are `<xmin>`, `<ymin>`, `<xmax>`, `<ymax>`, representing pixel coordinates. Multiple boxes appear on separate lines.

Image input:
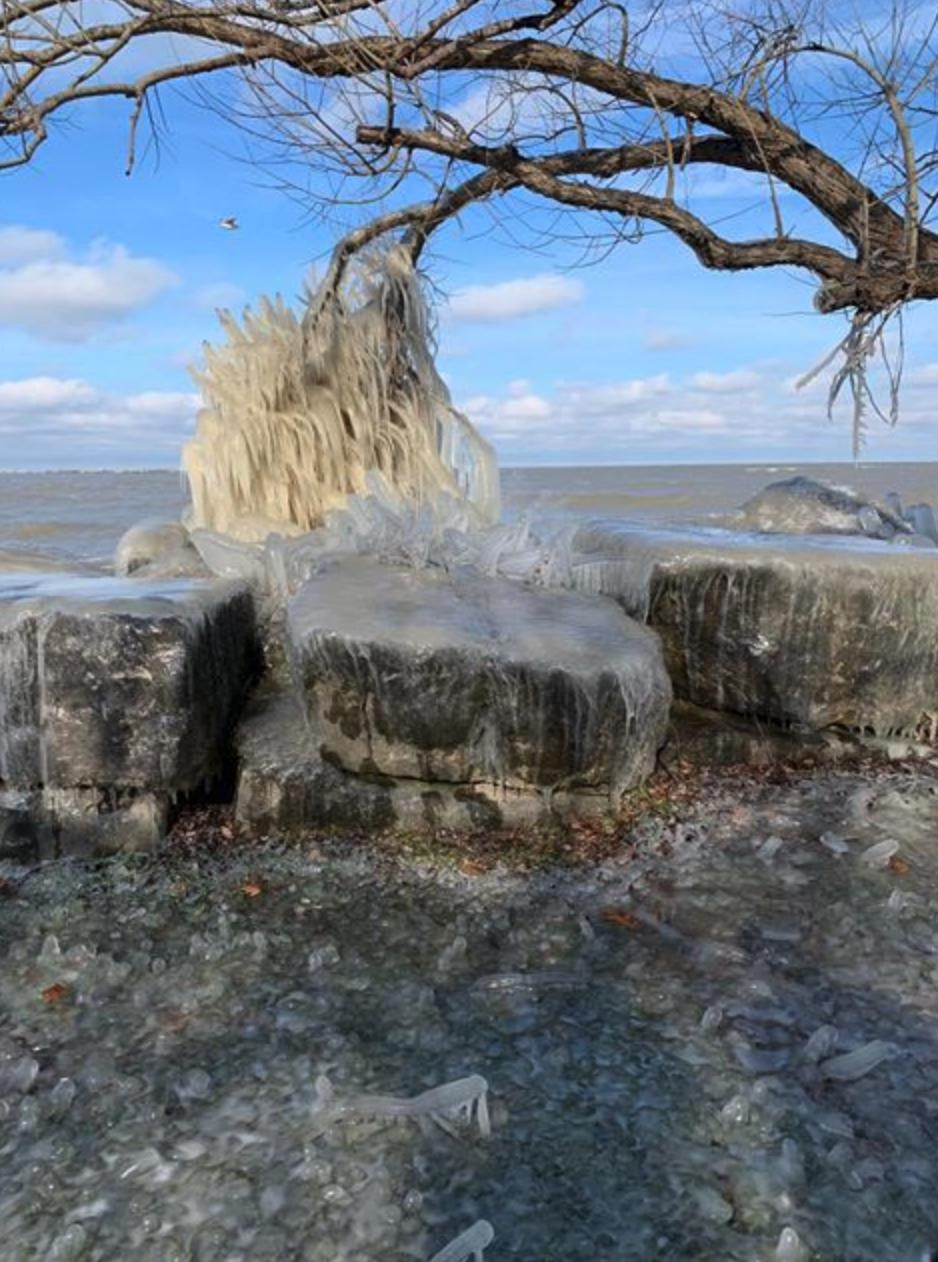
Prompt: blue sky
<box><xmin>1</xmin><ymin>65</ymin><xmax>937</xmax><ymax>470</ymax></box>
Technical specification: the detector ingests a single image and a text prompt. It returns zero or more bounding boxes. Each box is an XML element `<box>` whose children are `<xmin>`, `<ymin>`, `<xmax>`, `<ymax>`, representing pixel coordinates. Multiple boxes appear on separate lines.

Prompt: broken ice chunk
<box><xmin>757</xmin><ymin>835</ymin><xmax>785</xmax><ymax>860</ymax></box>
<box><xmin>820</xmin><ymin>1040</ymin><xmax>894</xmax><ymax>1082</ymax></box>
<box><xmin>802</xmin><ymin>1024</ymin><xmax>839</xmax><ymax>1065</ymax></box>
<box><xmin>428</xmin><ymin>1220</ymin><xmax>494</xmax><ymax>1262</ymax></box>
<box><xmin>819</xmin><ymin>831</ymin><xmax>850</xmax><ymax>856</ymax></box>
<box><xmin>859</xmin><ymin>838</ymin><xmax>899</xmax><ymax>868</ymax></box>
<box><xmin>776</xmin><ymin>1226</ymin><xmax>805</xmax><ymax>1262</ymax></box>
<box><xmin>313</xmin><ymin>1072</ymin><xmax>491</xmax><ymax>1138</ymax></box>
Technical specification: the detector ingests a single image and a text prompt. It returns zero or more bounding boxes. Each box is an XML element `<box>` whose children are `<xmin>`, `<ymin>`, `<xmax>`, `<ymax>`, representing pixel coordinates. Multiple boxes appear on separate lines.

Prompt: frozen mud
<box><xmin>2</xmin><ymin>765</ymin><xmax>938</xmax><ymax>1261</ymax></box>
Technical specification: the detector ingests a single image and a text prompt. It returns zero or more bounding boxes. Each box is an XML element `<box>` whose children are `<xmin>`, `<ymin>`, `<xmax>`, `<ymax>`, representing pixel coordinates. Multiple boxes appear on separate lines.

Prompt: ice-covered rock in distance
<box><xmin>287</xmin><ymin>557</ymin><xmax>670</xmax><ymax>801</ymax></box>
<box><xmin>728</xmin><ymin>476</ymin><xmax>914</xmax><ymax>540</ymax></box>
<box><xmin>0</xmin><ymin>571</ymin><xmax>259</xmax><ymax>796</ymax></box>
<box><xmin>569</xmin><ymin>521</ymin><xmax>938</xmax><ymax>739</ymax></box>
<box><xmin>114</xmin><ymin>519</ymin><xmax>210</xmax><ymax>579</ymax></box>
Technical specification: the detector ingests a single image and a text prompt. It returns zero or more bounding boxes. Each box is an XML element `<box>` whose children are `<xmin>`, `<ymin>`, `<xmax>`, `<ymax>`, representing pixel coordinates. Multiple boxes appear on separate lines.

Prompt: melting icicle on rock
<box><xmin>312</xmin><ymin>1073</ymin><xmax>491</xmax><ymax>1138</ymax></box>
<box><xmin>428</xmin><ymin>1220</ymin><xmax>495</xmax><ymax>1262</ymax></box>
<box><xmin>0</xmin><ymin>572</ymin><xmax>259</xmax><ymax>856</ymax></box>
<box><xmin>569</xmin><ymin>519</ymin><xmax>938</xmax><ymax>744</ymax></box>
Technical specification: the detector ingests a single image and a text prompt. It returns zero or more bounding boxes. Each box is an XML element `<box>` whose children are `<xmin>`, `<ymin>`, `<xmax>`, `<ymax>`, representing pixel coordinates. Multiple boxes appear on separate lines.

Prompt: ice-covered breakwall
<box><xmin>570</xmin><ymin>522</ymin><xmax>938</xmax><ymax>740</ymax></box>
<box><xmin>183</xmin><ymin>247</ymin><xmax>499</xmax><ymax>541</ymax></box>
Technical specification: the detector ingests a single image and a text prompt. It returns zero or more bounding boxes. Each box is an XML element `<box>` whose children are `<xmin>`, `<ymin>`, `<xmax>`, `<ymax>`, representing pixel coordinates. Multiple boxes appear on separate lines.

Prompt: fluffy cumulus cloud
<box><xmin>457</xmin><ymin>357</ymin><xmax>938</xmax><ymax>461</ymax></box>
<box><xmin>0</xmin><ymin>375</ymin><xmax>199</xmax><ymax>465</ymax></box>
<box><xmin>448</xmin><ymin>274</ymin><xmax>585</xmax><ymax>322</ymax></box>
<box><xmin>0</xmin><ymin>226</ymin><xmax>177</xmax><ymax>341</ymax></box>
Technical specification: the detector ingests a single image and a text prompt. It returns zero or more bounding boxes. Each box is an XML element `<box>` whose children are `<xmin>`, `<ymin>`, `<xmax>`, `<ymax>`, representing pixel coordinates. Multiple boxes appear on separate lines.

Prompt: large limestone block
<box><xmin>236</xmin><ymin>688</ymin><xmax>631</xmax><ymax>835</ymax></box>
<box><xmin>0</xmin><ymin>572</ymin><xmax>259</xmax><ymax>792</ymax></box>
<box><xmin>287</xmin><ymin>558</ymin><xmax>670</xmax><ymax>799</ymax></box>
<box><xmin>571</xmin><ymin>522</ymin><xmax>938</xmax><ymax>737</ymax></box>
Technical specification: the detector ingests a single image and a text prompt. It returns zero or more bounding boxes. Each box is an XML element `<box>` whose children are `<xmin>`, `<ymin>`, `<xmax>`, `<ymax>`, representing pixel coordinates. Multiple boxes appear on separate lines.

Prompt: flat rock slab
<box><xmin>287</xmin><ymin>558</ymin><xmax>670</xmax><ymax>799</ymax></box>
<box><xmin>0</xmin><ymin>571</ymin><xmax>258</xmax><ymax>794</ymax></box>
<box><xmin>571</xmin><ymin>522</ymin><xmax>938</xmax><ymax>738</ymax></box>
<box><xmin>236</xmin><ymin>689</ymin><xmax>642</xmax><ymax>834</ymax></box>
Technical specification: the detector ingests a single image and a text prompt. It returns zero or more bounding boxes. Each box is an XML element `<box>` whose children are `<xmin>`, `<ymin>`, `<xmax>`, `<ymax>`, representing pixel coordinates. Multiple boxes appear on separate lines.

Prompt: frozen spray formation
<box><xmin>183</xmin><ymin>246</ymin><xmax>499</xmax><ymax>541</ymax></box>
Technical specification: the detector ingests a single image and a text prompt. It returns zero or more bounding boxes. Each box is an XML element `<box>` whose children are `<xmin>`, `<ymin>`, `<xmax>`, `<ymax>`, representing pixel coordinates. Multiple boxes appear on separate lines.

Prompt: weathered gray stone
<box><xmin>571</xmin><ymin>521</ymin><xmax>938</xmax><ymax>738</ymax></box>
<box><xmin>0</xmin><ymin>786</ymin><xmax>168</xmax><ymax>860</ymax></box>
<box><xmin>728</xmin><ymin>476</ymin><xmax>913</xmax><ymax>540</ymax></box>
<box><xmin>0</xmin><ymin>572</ymin><xmax>259</xmax><ymax>794</ymax></box>
<box><xmin>236</xmin><ymin>687</ymin><xmax>631</xmax><ymax>835</ymax></box>
<box><xmin>286</xmin><ymin>557</ymin><xmax>671</xmax><ymax>803</ymax></box>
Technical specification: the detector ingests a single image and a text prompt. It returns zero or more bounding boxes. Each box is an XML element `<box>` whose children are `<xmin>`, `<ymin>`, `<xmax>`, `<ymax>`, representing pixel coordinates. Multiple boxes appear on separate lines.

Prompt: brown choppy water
<box><xmin>1</xmin><ymin>463</ymin><xmax>937</xmax><ymax>569</ymax></box>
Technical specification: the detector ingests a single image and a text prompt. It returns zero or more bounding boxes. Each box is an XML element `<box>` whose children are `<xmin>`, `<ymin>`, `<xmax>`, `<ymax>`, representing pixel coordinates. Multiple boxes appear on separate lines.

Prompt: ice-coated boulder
<box><xmin>235</xmin><ymin>686</ymin><xmax>639</xmax><ymax>834</ymax></box>
<box><xmin>727</xmin><ymin>476</ymin><xmax>915</xmax><ymax>541</ymax></box>
<box><xmin>114</xmin><ymin>518</ymin><xmax>210</xmax><ymax>579</ymax></box>
<box><xmin>571</xmin><ymin>521</ymin><xmax>938</xmax><ymax>739</ymax></box>
<box><xmin>286</xmin><ymin>557</ymin><xmax>670</xmax><ymax>806</ymax></box>
<box><xmin>0</xmin><ymin>572</ymin><xmax>259</xmax><ymax>852</ymax></box>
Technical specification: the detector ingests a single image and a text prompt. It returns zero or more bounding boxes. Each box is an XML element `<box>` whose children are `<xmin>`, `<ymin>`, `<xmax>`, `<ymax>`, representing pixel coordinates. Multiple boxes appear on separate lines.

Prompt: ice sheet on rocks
<box><xmin>2</xmin><ymin>766</ymin><xmax>938</xmax><ymax>1260</ymax></box>
<box><xmin>568</xmin><ymin>520</ymin><xmax>938</xmax><ymax>737</ymax></box>
<box><xmin>0</xmin><ymin>570</ymin><xmax>258</xmax><ymax>792</ymax></box>
<box><xmin>286</xmin><ymin>555</ymin><xmax>671</xmax><ymax>795</ymax></box>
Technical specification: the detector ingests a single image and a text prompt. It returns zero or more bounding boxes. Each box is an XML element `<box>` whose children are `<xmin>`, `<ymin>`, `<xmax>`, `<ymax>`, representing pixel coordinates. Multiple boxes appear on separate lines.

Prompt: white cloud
<box><xmin>0</xmin><ymin>226</ymin><xmax>67</xmax><ymax>266</ymax></box>
<box><xmin>907</xmin><ymin>362</ymin><xmax>938</xmax><ymax>386</ymax></box>
<box><xmin>191</xmin><ymin>282</ymin><xmax>247</xmax><ymax>312</ymax></box>
<box><xmin>0</xmin><ymin>377</ymin><xmax>99</xmax><ymax>410</ymax></box>
<box><xmin>0</xmin><ymin>376</ymin><xmax>198</xmax><ymax>452</ymax></box>
<box><xmin>691</xmin><ymin>369</ymin><xmax>762</xmax><ymax>393</ymax></box>
<box><xmin>457</xmin><ymin>350</ymin><xmax>938</xmax><ymax>461</ymax></box>
<box><xmin>0</xmin><ymin>229</ymin><xmax>177</xmax><ymax>341</ymax></box>
<box><xmin>449</xmin><ymin>274</ymin><xmax>585</xmax><ymax>322</ymax></box>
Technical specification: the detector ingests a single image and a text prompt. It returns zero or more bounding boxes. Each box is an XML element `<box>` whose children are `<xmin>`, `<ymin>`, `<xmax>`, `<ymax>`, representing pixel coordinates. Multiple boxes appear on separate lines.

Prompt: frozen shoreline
<box><xmin>2</xmin><ymin>757</ymin><xmax>938</xmax><ymax>1261</ymax></box>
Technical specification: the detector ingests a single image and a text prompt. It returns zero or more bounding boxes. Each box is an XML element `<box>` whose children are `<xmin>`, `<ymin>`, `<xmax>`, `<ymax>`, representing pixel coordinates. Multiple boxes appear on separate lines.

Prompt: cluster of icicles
<box><xmin>176</xmin><ymin>243</ymin><xmax>590</xmax><ymax>597</ymax></box>
<box><xmin>183</xmin><ymin>245</ymin><xmax>499</xmax><ymax>545</ymax></box>
<box><xmin>312</xmin><ymin>1072</ymin><xmax>494</xmax><ymax>1261</ymax></box>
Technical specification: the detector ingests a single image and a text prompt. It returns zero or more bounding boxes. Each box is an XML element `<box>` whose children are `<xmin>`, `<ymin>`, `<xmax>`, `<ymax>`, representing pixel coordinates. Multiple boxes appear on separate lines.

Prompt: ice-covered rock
<box><xmin>114</xmin><ymin>519</ymin><xmax>209</xmax><ymax>580</ymax></box>
<box><xmin>236</xmin><ymin>683</ymin><xmax>645</xmax><ymax>834</ymax></box>
<box><xmin>0</xmin><ymin>571</ymin><xmax>259</xmax><ymax>852</ymax></box>
<box><xmin>570</xmin><ymin>521</ymin><xmax>938</xmax><ymax>740</ymax></box>
<box><xmin>728</xmin><ymin>476</ymin><xmax>913</xmax><ymax>540</ymax></box>
<box><xmin>286</xmin><ymin>557</ymin><xmax>670</xmax><ymax>804</ymax></box>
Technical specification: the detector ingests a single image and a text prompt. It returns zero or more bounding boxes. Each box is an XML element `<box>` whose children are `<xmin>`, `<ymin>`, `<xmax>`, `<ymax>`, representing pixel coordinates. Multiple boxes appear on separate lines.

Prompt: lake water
<box><xmin>1</xmin><ymin>462</ymin><xmax>937</xmax><ymax>568</ymax></box>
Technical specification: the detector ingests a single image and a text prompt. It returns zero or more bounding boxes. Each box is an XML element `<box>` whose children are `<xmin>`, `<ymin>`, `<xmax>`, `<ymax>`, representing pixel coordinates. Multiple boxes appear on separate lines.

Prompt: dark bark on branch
<box><xmin>3</xmin><ymin>2</ymin><xmax>938</xmax><ymax>314</ymax></box>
